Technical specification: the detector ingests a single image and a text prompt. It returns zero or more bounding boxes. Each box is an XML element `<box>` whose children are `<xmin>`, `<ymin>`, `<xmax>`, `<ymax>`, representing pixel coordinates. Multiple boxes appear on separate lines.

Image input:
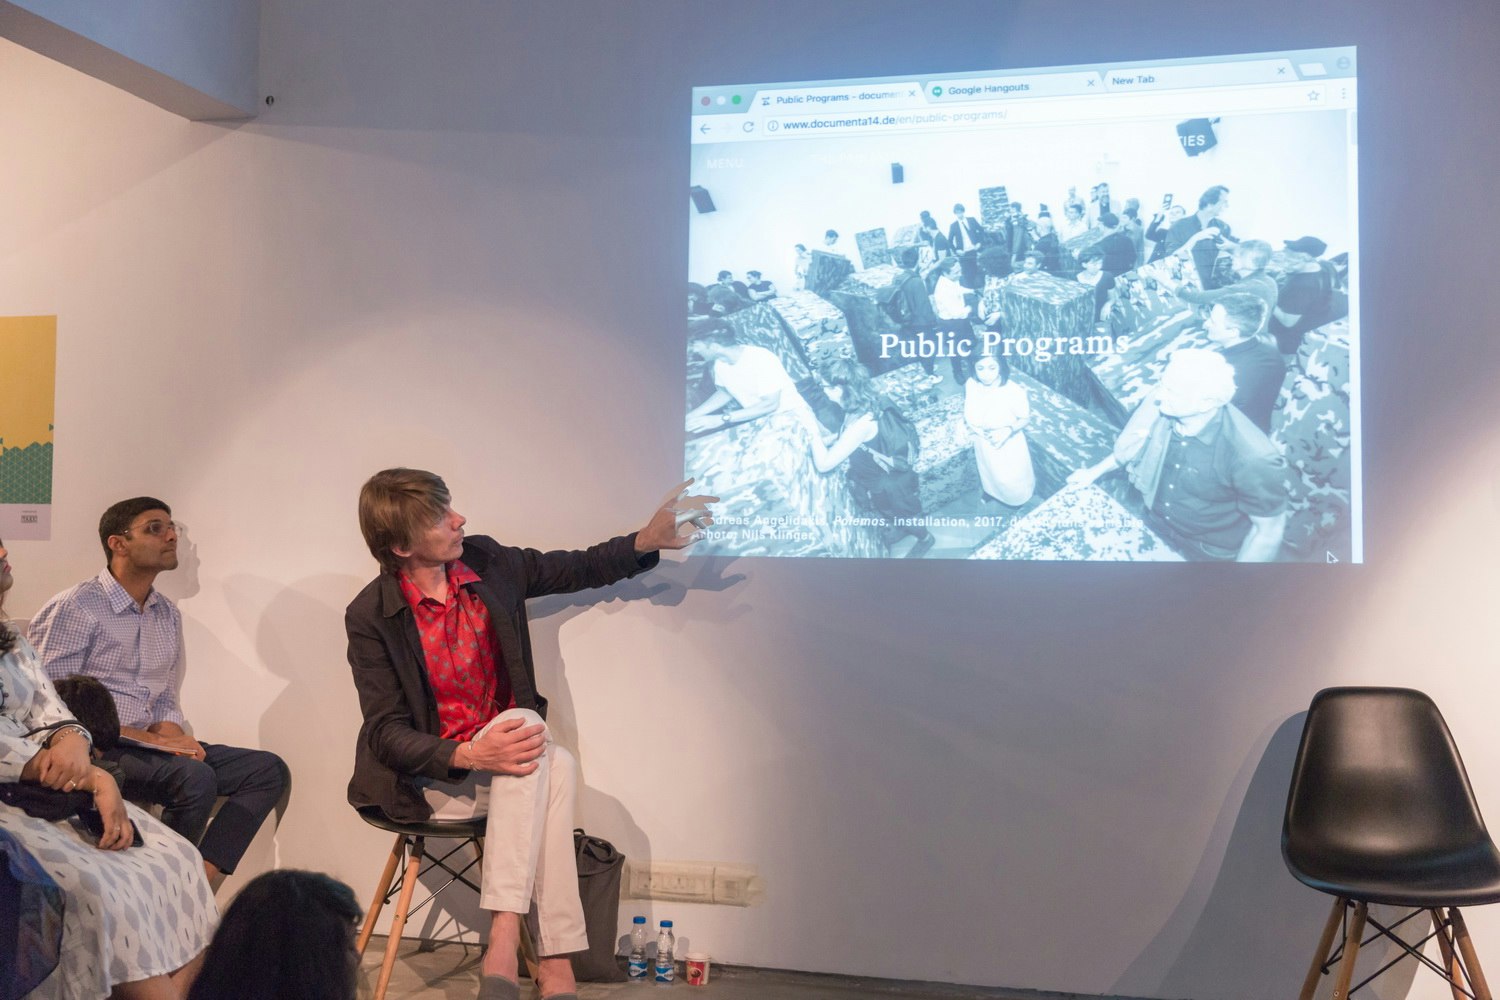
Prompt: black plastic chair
<box><xmin>1283</xmin><ymin>687</ymin><xmax>1500</xmax><ymax>1000</ymax></box>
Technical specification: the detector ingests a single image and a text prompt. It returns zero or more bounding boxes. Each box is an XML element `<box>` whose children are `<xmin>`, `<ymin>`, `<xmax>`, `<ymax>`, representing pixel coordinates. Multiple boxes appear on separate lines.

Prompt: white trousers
<box><xmin>422</xmin><ymin>708</ymin><xmax>587</xmax><ymax>956</ymax></box>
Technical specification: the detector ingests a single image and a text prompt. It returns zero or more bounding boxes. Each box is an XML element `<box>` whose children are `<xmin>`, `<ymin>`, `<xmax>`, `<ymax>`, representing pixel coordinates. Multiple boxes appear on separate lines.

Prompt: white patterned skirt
<box><xmin>1</xmin><ymin>800</ymin><xmax>218</xmax><ymax>999</ymax></box>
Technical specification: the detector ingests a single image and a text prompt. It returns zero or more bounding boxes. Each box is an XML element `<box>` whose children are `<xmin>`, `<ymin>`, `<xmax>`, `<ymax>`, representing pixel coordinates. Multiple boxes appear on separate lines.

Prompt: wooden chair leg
<box><xmin>1432</xmin><ymin>909</ymin><xmax>1467</xmax><ymax>1000</ymax></box>
<box><xmin>1329</xmin><ymin>901</ymin><xmax>1368</xmax><ymax>1000</ymax></box>
<box><xmin>1452</xmin><ymin>907</ymin><xmax>1494</xmax><ymax>1000</ymax></box>
<box><xmin>357</xmin><ymin>833</ymin><xmax>405</xmax><ymax>958</ymax></box>
<box><xmin>1301</xmin><ymin>897</ymin><xmax>1347</xmax><ymax>1000</ymax></box>
<box><xmin>374</xmin><ymin>837</ymin><xmax>425</xmax><ymax>1000</ymax></box>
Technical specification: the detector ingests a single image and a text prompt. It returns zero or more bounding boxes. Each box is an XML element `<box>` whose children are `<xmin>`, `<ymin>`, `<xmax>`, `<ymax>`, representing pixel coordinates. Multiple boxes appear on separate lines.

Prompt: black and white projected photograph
<box><xmin>685</xmin><ymin>48</ymin><xmax>1359</xmax><ymax>563</ymax></box>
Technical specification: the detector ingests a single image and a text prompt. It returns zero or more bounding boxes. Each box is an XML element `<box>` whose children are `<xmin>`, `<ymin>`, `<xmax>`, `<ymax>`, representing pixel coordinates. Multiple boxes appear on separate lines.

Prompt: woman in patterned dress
<box><xmin>0</xmin><ymin>537</ymin><xmax>217</xmax><ymax>999</ymax></box>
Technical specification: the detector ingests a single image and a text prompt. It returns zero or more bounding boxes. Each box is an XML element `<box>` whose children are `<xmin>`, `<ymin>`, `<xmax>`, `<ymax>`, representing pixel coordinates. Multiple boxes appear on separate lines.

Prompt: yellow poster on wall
<box><xmin>0</xmin><ymin>316</ymin><xmax>56</xmax><ymax>540</ymax></box>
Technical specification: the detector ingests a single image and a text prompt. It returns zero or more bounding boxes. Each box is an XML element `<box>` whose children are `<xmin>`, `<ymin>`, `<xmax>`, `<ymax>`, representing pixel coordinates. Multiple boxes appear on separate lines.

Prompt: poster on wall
<box><xmin>0</xmin><ymin>316</ymin><xmax>57</xmax><ymax>540</ymax></box>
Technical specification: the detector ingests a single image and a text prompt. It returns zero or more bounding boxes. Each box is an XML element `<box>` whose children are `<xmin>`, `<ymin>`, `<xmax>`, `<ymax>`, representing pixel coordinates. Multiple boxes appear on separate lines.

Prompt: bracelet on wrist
<box><xmin>45</xmin><ymin>723</ymin><xmax>93</xmax><ymax>751</ymax></box>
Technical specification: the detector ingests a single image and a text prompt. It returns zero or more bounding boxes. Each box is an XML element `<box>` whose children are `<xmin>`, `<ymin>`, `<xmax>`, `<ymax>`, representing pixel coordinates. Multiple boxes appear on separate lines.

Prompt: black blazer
<box><xmin>948</xmin><ymin>217</ymin><xmax>984</xmax><ymax>253</ymax></box>
<box><xmin>345</xmin><ymin>533</ymin><xmax>657</xmax><ymax>821</ymax></box>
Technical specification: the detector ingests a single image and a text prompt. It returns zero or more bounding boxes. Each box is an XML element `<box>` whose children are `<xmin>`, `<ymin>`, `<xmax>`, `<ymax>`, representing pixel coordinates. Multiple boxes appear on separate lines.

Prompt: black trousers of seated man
<box><xmin>104</xmin><ymin>742</ymin><xmax>289</xmax><ymax>874</ymax></box>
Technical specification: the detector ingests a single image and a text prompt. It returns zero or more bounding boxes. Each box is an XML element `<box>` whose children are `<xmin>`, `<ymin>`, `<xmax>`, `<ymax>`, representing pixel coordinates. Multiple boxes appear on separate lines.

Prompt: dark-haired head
<box><xmin>98</xmin><ymin>497</ymin><xmax>171</xmax><ymax>566</ymax></box>
<box><xmin>1199</xmin><ymin>185</ymin><xmax>1230</xmax><ymax>211</ymax></box>
<box><xmin>187</xmin><ymin>869</ymin><xmax>362</xmax><ymax>1000</ymax></box>
<box><xmin>818</xmin><ymin>357</ymin><xmax>885</xmax><ymax>418</ymax></box>
<box><xmin>53</xmin><ymin>676</ymin><xmax>121</xmax><ymax>751</ymax></box>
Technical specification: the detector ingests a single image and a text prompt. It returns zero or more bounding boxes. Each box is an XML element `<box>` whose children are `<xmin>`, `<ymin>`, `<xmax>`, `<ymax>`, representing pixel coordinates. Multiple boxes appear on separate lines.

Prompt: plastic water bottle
<box><xmin>654</xmin><ymin>919</ymin><xmax>675</xmax><ymax>984</ymax></box>
<box><xmin>627</xmin><ymin>916</ymin><xmax>649</xmax><ymax>982</ymax></box>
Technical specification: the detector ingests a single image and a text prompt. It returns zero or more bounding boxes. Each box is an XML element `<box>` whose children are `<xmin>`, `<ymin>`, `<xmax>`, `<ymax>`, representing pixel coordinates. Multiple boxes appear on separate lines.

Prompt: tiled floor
<box><xmin>359</xmin><ymin>938</ymin><xmax>1118</xmax><ymax>1000</ymax></box>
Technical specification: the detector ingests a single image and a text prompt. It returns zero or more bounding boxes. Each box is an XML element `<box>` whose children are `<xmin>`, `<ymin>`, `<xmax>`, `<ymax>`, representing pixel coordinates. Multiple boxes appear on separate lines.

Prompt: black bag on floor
<box><xmin>572</xmin><ymin>828</ymin><xmax>626</xmax><ymax>982</ymax></box>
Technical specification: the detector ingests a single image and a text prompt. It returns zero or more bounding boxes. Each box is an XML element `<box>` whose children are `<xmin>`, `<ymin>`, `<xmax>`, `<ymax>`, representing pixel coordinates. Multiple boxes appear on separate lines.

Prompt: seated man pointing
<box><xmin>345</xmin><ymin>469</ymin><xmax>714</xmax><ymax>1000</ymax></box>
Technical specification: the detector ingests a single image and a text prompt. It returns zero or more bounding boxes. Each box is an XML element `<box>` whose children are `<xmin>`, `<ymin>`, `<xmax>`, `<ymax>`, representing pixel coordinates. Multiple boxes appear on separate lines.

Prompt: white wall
<box><xmin>3</xmin><ymin>2</ymin><xmax>1499</xmax><ymax>998</ymax></box>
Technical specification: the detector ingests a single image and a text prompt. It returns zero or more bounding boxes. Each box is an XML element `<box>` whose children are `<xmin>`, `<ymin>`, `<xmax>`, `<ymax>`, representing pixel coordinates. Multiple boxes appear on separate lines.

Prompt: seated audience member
<box><xmin>687</xmin><ymin>282</ymin><xmax>714</xmax><ymax>317</ymax></box>
<box><xmin>808</xmin><ymin>360</ymin><xmax>934</xmax><ymax>558</ymax></box>
<box><xmin>1067</xmin><ymin>349</ymin><xmax>1289</xmax><ymax>562</ymax></box>
<box><xmin>705</xmin><ymin>271</ymin><xmax>749</xmax><ymax>314</ymax></box>
<box><xmin>187</xmin><ymin>869</ymin><xmax>361</xmax><ymax>1000</ymax></box>
<box><xmin>28</xmin><ymin>497</ymin><xmax>290</xmax><ymax>885</ymax></box>
<box><xmin>1031</xmin><ymin>214</ymin><xmax>1064</xmax><ymax>273</ymax></box>
<box><xmin>1270</xmin><ymin>236</ymin><xmax>1348</xmax><ymax>354</ymax></box>
<box><xmin>745</xmin><ymin>270</ymin><xmax>777</xmax><ymax>301</ymax></box>
<box><xmin>1096</xmin><ymin>212</ymin><xmax>1136</xmax><ymax>278</ymax></box>
<box><xmin>686</xmin><ymin>322</ymin><xmax>813</xmax><ymax>433</ymax></box>
<box><xmin>346</xmin><ymin>469</ymin><xmax>713</xmax><ymax>1000</ymax></box>
<box><xmin>1075</xmin><ymin>248</ymin><xmax>1113</xmax><ymax>321</ymax></box>
<box><xmin>1177</xmin><ymin>239</ymin><xmax>1278</xmax><ymax>326</ymax></box>
<box><xmin>976</xmin><ymin>242</ymin><xmax>1012</xmax><ymax>283</ymax></box>
<box><xmin>1165</xmin><ymin>185</ymin><xmax>1236</xmax><ymax>288</ymax></box>
<box><xmin>1146</xmin><ymin>203</ymin><xmax>1187</xmax><ymax>263</ymax></box>
<box><xmin>0</xmin><ymin>537</ymin><xmax>216</xmax><ymax>1000</ymax></box>
<box><xmin>1203</xmin><ymin>293</ymin><xmax>1287</xmax><ymax>433</ymax></box>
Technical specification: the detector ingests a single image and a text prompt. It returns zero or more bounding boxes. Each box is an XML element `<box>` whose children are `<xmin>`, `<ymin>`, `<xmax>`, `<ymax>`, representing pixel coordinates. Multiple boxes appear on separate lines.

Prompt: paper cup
<box><xmin>685</xmin><ymin>953</ymin><xmax>711</xmax><ymax>986</ymax></box>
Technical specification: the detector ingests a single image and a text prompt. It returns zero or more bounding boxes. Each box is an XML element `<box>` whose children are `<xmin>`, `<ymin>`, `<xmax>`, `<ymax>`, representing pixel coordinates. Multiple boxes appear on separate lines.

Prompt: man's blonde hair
<box><xmin>358</xmin><ymin>468</ymin><xmax>451</xmax><ymax>573</ymax></box>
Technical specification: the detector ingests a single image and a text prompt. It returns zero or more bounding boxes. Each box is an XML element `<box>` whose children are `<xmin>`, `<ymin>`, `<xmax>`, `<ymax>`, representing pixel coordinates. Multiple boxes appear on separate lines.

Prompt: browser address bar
<box><xmin>696</xmin><ymin>83</ymin><xmax>1340</xmax><ymax>143</ymax></box>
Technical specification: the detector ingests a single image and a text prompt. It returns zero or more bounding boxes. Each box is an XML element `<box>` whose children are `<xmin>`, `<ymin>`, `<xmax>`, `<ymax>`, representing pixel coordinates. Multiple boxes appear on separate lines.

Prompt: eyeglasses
<box><xmin>122</xmin><ymin>520</ymin><xmax>179</xmax><ymax>538</ymax></box>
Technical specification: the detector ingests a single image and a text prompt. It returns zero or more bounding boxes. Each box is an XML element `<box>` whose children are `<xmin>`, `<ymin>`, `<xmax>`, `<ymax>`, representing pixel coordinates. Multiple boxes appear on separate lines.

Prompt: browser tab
<box><xmin>750</xmin><ymin>82</ymin><xmax>923</xmax><ymax>113</ymax></box>
<box><xmin>1102</xmin><ymin>58</ymin><xmax>1296</xmax><ymax>92</ymax></box>
<box><xmin>925</xmin><ymin>71</ymin><xmax>1104</xmax><ymax>102</ymax></box>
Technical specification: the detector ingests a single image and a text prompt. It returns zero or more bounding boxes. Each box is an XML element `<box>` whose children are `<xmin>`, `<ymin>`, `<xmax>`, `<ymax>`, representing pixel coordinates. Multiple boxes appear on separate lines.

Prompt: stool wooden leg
<box><xmin>1452</xmin><ymin>907</ymin><xmax>1493</xmax><ymax>1000</ymax></box>
<box><xmin>374</xmin><ymin>837</ymin><xmax>425</xmax><ymax>1000</ymax></box>
<box><xmin>1431</xmin><ymin>909</ymin><xmax>1466</xmax><ymax>1000</ymax></box>
<box><xmin>357</xmin><ymin>833</ymin><xmax>405</xmax><ymax>958</ymax></box>
<box><xmin>1329</xmin><ymin>901</ymin><xmax>1368</xmax><ymax>1000</ymax></box>
<box><xmin>1301</xmin><ymin>897</ymin><xmax>1347</xmax><ymax>1000</ymax></box>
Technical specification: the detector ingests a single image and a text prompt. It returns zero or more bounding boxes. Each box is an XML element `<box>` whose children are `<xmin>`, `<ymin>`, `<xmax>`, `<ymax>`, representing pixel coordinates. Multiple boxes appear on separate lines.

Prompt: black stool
<box><xmin>354</xmin><ymin>807</ymin><xmax>490</xmax><ymax>1000</ymax></box>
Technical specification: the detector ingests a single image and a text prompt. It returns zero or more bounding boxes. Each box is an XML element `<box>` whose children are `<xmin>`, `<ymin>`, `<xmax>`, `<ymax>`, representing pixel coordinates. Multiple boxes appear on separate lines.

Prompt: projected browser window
<box><xmin>685</xmin><ymin>47</ymin><xmax>1359</xmax><ymax>564</ymax></box>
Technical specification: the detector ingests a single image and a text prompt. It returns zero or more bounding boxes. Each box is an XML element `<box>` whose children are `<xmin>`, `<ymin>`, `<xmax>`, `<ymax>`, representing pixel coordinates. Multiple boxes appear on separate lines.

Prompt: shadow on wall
<box><xmin>527</xmin><ymin>554</ymin><xmax>749</xmax><ymax>852</ymax></box>
<box><xmin>1111</xmin><ymin>712</ymin><xmax>1417</xmax><ymax>1000</ymax></box>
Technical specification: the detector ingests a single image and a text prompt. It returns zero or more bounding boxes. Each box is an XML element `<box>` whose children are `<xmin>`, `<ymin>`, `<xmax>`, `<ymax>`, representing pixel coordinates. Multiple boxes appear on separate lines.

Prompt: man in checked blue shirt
<box><xmin>28</xmin><ymin>497</ymin><xmax>289</xmax><ymax>883</ymax></box>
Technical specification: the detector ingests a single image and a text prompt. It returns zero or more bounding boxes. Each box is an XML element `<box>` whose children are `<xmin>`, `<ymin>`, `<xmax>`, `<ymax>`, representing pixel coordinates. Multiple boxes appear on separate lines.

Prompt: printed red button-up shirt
<box><xmin>398</xmin><ymin>560</ymin><xmax>513</xmax><ymax>741</ymax></box>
